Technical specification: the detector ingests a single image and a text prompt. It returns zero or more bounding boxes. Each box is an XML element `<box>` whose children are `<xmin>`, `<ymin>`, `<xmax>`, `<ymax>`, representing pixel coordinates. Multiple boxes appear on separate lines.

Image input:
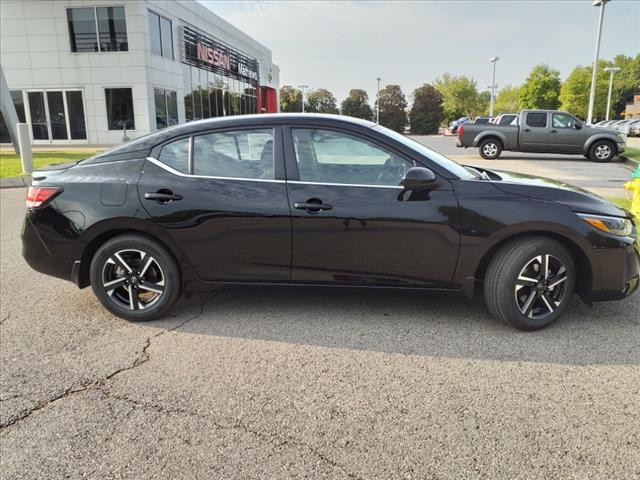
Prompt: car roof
<box><xmin>91</xmin><ymin>114</ymin><xmax>376</xmax><ymax>160</ymax></box>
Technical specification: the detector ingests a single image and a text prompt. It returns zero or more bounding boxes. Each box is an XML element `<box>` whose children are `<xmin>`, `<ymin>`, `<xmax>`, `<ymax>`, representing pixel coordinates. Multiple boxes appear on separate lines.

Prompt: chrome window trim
<box><xmin>145</xmin><ymin>156</ymin><xmax>285</xmax><ymax>183</ymax></box>
<box><xmin>286</xmin><ymin>180</ymin><xmax>403</xmax><ymax>189</ymax></box>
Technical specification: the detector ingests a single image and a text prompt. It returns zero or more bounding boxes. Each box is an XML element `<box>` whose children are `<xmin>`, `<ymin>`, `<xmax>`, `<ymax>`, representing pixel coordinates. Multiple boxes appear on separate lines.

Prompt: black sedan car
<box><xmin>22</xmin><ymin>114</ymin><xmax>638</xmax><ymax>330</ymax></box>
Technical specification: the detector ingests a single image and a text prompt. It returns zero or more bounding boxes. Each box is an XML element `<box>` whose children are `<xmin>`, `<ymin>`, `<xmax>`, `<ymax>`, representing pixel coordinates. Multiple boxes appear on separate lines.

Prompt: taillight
<box><xmin>26</xmin><ymin>187</ymin><xmax>61</xmax><ymax>209</ymax></box>
<box><xmin>458</xmin><ymin>125</ymin><xmax>464</xmax><ymax>138</ymax></box>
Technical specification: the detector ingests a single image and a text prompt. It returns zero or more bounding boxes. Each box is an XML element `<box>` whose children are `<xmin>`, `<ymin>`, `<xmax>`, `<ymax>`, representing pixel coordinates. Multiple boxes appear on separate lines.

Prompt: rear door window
<box><xmin>192</xmin><ymin>128</ymin><xmax>274</xmax><ymax>179</ymax></box>
<box><xmin>157</xmin><ymin>137</ymin><xmax>189</xmax><ymax>173</ymax></box>
<box><xmin>526</xmin><ymin>112</ymin><xmax>547</xmax><ymax>128</ymax></box>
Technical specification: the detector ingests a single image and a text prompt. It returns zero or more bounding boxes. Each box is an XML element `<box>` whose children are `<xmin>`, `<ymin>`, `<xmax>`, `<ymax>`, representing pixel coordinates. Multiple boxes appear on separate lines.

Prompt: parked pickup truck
<box><xmin>456</xmin><ymin>109</ymin><xmax>626</xmax><ymax>162</ymax></box>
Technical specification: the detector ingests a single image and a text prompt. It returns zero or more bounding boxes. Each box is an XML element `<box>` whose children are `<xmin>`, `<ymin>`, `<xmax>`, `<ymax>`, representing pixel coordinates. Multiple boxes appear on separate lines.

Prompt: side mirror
<box><xmin>574</xmin><ymin>122</ymin><xmax>582</xmax><ymax>130</ymax></box>
<box><xmin>401</xmin><ymin>167</ymin><xmax>436</xmax><ymax>191</ymax></box>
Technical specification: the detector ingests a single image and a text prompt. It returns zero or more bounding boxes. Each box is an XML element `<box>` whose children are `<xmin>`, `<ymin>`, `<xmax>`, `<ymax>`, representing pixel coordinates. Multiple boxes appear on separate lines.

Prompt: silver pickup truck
<box><xmin>456</xmin><ymin>109</ymin><xmax>626</xmax><ymax>162</ymax></box>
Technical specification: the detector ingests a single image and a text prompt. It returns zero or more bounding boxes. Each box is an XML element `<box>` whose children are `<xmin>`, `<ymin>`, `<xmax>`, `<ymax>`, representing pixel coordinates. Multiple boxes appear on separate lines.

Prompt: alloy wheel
<box><xmin>101</xmin><ymin>249</ymin><xmax>165</xmax><ymax>310</ymax></box>
<box><xmin>514</xmin><ymin>254</ymin><xmax>568</xmax><ymax>320</ymax></box>
<box><xmin>483</xmin><ymin>143</ymin><xmax>498</xmax><ymax>157</ymax></box>
<box><xmin>594</xmin><ymin>144</ymin><xmax>611</xmax><ymax>160</ymax></box>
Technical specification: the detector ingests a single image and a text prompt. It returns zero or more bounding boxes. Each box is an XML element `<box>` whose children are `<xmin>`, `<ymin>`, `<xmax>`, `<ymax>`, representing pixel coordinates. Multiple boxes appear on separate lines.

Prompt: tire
<box><xmin>479</xmin><ymin>138</ymin><xmax>502</xmax><ymax>159</ymax></box>
<box><xmin>90</xmin><ymin>234</ymin><xmax>181</xmax><ymax>321</ymax></box>
<box><xmin>484</xmin><ymin>237</ymin><xmax>575</xmax><ymax>331</ymax></box>
<box><xmin>589</xmin><ymin>140</ymin><xmax>616</xmax><ymax>163</ymax></box>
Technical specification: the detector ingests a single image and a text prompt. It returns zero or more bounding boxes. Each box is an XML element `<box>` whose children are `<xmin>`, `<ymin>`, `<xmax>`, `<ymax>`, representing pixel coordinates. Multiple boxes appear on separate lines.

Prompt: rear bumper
<box><xmin>21</xmin><ymin>211</ymin><xmax>79</xmax><ymax>284</ymax></box>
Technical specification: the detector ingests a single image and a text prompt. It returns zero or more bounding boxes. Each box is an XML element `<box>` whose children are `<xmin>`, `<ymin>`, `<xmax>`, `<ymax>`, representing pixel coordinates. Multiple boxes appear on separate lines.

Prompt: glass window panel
<box><xmin>214</xmin><ymin>88</ymin><xmax>224</xmax><ymax>117</ymax></box>
<box><xmin>66</xmin><ymin>91</ymin><xmax>86</xmax><ymax>140</ymax></box>
<box><xmin>148</xmin><ymin>11</ymin><xmax>161</xmax><ymax>56</ymax></box>
<box><xmin>160</xmin><ymin>16</ymin><xmax>173</xmax><ymax>59</ymax></box>
<box><xmin>526</xmin><ymin>112</ymin><xmax>547</xmax><ymax>128</ymax></box>
<box><xmin>105</xmin><ymin>88</ymin><xmax>135</xmax><ymax>130</ymax></box>
<box><xmin>11</xmin><ymin>91</ymin><xmax>26</xmax><ymax>123</ymax></box>
<box><xmin>193</xmin><ymin>128</ymin><xmax>274</xmax><ymax>179</ymax></box>
<box><xmin>0</xmin><ymin>112</ymin><xmax>10</xmax><ymax>144</ymax></box>
<box><xmin>28</xmin><ymin>92</ymin><xmax>49</xmax><ymax>140</ymax></box>
<box><xmin>201</xmin><ymin>86</ymin><xmax>210</xmax><ymax>119</ymax></box>
<box><xmin>291</xmin><ymin>128</ymin><xmax>413</xmax><ymax>186</ymax></box>
<box><xmin>67</xmin><ymin>7</ymin><xmax>98</xmax><ymax>52</ymax></box>
<box><xmin>158</xmin><ymin>137</ymin><xmax>189</xmax><ymax>173</ymax></box>
<box><xmin>552</xmin><ymin>113</ymin><xmax>578</xmax><ymax>129</ymax></box>
<box><xmin>166</xmin><ymin>91</ymin><xmax>178</xmax><ymax>126</ymax></box>
<box><xmin>193</xmin><ymin>84</ymin><xmax>202</xmax><ymax>120</ymax></box>
<box><xmin>46</xmin><ymin>91</ymin><xmax>68</xmax><ymax>140</ymax></box>
<box><xmin>97</xmin><ymin>6</ymin><xmax>128</xmax><ymax>52</ymax></box>
<box><xmin>184</xmin><ymin>82</ymin><xmax>193</xmax><ymax>121</ymax></box>
<box><xmin>154</xmin><ymin>88</ymin><xmax>167</xmax><ymax>129</ymax></box>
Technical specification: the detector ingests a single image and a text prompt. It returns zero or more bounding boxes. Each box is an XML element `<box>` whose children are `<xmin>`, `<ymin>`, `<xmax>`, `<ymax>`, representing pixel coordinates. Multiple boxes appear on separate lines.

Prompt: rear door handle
<box><xmin>294</xmin><ymin>200</ymin><xmax>333</xmax><ymax>212</ymax></box>
<box><xmin>144</xmin><ymin>191</ymin><xmax>182</xmax><ymax>203</ymax></box>
<box><xmin>523</xmin><ymin>128</ymin><xmax>531</xmax><ymax>133</ymax></box>
<box><xmin>550</xmin><ymin>129</ymin><xmax>558</xmax><ymax>133</ymax></box>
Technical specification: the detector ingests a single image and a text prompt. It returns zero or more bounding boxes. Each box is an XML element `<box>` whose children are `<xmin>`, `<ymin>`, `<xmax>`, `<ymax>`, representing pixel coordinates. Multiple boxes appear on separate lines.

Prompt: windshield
<box><xmin>372</xmin><ymin>125</ymin><xmax>476</xmax><ymax>179</ymax></box>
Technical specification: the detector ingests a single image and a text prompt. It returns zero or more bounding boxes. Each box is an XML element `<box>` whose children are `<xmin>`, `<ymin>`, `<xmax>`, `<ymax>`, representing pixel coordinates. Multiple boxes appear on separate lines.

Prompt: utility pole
<box><xmin>489</xmin><ymin>56</ymin><xmax>500</xmax><ymax>117</ymax></box>
<box><xmin>298</xmin><ymin>85</ymin><xmax>308</xmax><ymax>113</ymax></box>
<box><xmin>376</xmin><ymin>77</ymin><xmax>381</xmax><ymax>124</ymax></box>
<box><xmin>587</xmin><ymin>0</ymin><xmax>609</xmax><ymax>124</ymax></box>
<box><xmin>604</xmin><ymin>66</ymin><xmax>620</xmax><ymax>121</ymax></box>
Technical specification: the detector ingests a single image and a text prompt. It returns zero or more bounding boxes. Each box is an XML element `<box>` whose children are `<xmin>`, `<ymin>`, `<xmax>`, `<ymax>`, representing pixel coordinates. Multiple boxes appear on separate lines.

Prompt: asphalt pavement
<box><xmin>1</xmin><ymin>165</ymin><xmax>639</xmax><ymax>479</ymax></box>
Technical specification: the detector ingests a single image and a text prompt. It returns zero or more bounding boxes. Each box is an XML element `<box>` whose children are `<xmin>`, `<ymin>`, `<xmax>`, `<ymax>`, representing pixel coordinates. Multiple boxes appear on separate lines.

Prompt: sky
<box><xmin>202</xmin><ymin>0</ymin><xmax>640</xmax><ymax>104</ymax></box>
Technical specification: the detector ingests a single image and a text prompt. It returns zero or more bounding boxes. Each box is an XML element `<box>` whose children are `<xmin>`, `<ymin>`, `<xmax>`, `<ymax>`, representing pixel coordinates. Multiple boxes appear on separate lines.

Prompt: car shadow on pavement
<box><xmin>158</xmin><ymin>286</ymin><xmax>640</xmax><ymax>367</ymax></box>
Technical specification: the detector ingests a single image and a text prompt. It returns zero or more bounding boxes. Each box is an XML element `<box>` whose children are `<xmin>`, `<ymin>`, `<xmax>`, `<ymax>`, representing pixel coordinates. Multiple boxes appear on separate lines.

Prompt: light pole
<box><xmin>298</xmin><ymin>85</ymin><xmax>308</xmax><ymax>113</ymax></box>
<box><xmin>587</xmin><ymin>0</ymin><xmax>609</xmax><ymax>124</ymax></box>
<box><xmin>489</xmin><ymin>56</ymin><xmax>499</xmax><ymax>117</ymax></box>
<box><xmin>376</xmin><ymin>77</ymin><xmax>381</xmax><ymax>124</ymax></box>
<box><xmin>604</xmin><ymin>66</ymin><xmax>620</xmax><ymax>121</ymax></box>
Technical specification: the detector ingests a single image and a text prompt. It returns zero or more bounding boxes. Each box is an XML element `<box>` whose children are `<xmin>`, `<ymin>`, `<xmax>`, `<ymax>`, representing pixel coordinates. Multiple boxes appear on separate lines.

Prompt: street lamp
<box><xmin>298</xmin><ymin>85</ymin><xmax>308</xmax><ymax>113</ymax></box>
<box><xmin>489</xmin><ymin>56</ymin><xmax>499</xmax><ymax>117</ymax></box>
<box><xmin>586</xmin><ymin>0</ymin><xmax>610</xmax><ymax>124</ymax></box>
<box><xmin>604</xmin><ymin>66</ymin><xmax>621</xmax><ymax>121</ymax></box>
<box><xmin>376</xmin><ymin>77</ymin><xmax>381</xmax><ymax>124</ymax></box>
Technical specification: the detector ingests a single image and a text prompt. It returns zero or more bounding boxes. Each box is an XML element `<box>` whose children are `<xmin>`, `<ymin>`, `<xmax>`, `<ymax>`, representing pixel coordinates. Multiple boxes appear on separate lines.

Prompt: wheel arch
<box><xmin>473</xmin><ymin>230</ymin><xmax>593</xmax><ymax>301</ymax></box>
<box><xmin>76</xmin><ymin>219</ymin><xmax>196</xmax><ymax>290</ymax></box>
<box><xmin>473</xmin><ymin>132</ymin><xmax>506</xmax><ymax>149</ymax></box>
<box><xmin>583</xmin><ymin>135</ymin><xmax>619</xmax><ymax>155</ymax></box>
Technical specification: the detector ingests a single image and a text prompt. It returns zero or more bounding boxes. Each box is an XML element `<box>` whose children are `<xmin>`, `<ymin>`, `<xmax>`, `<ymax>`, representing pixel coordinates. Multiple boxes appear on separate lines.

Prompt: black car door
<box><xmin>137</xmin><ymin>125</ymin><xmax>292</xmax><ymax>282</ymax></box>
<box><xmin>283</xmin><ymin>126</ymin><xmax>460</xmax><ymax>287</ymax></box>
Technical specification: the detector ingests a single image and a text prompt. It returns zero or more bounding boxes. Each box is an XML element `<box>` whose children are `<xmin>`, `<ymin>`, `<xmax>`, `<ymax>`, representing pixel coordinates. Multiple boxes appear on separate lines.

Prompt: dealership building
<box><xmin>0</xmin><ymin>0</ymin><xmax>279</xmax><ymax>146</ymax></box>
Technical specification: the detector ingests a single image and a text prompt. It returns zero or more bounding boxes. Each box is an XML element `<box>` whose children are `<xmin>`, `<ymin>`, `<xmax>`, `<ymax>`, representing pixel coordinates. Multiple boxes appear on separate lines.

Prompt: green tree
<box><xmin>409</xmin><ymin>84</ymin><xmax>444</xmax><ymax>134</ymax></box>
<box><xmin>559</xmin><ymin>61</ymin><xmax>608</xmax><ymax>120</ymax></box>
<box><xmin>376</xmin><ymin>84</ymin><xmax>407</xmax><ymax>133</ymax></box>
<box><xmin>494</xmin><ymin>85</ymin><xmax>520</xmax><ymax>114</ymax></box>
<box><xmin>610</xmin><ymin>54</ymin><xmax>640</xmax><ymax>118</ymax></box>
<box><xmin>340</xmin><ymin>89</ymin><xmax>373</xmax><ymax>120</ymax></box>
<box><xmin>279</xmin><ymin>86</ymin><xmax>302</xmax><ymax>112</ymax></box>
<box><xmin>433</xmin><ymin>73</ymin><xmax>485</xmax><ymax>122</ymax></box>
<box><xmin>519</xmin><ymin>64</ymin><xmax>561</xmax><ymax>110</ymax></box>
<box><xmin>305</xmin><ymin>88</ymin><xmax>339</xmax><ymax>114</ymax></box>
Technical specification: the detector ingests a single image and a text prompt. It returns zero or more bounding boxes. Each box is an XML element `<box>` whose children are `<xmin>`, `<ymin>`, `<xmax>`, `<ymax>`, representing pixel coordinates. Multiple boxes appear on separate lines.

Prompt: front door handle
<box><xmin>523</xmin><ymin>128</ymin><xmax>531</xmax><ymax>133</ymax></box>
<box><xmin>144</xmin><ymin>190</ymin><xmax>182</xmax><ymax>203</ymax></box>
<box><xmin>294</xmin><ymin>199</ymin><xmax>333</xmax><ymax>212</ymax></box>
<box><xmin>550</xmin><ymin>129</ymin><xmax>558</xmax><ymax>133</ymax></box>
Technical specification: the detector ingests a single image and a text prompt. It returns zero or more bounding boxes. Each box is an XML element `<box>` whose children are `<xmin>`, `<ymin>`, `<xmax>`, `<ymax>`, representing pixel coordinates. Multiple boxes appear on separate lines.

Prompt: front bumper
<box><xmin>617</xmin><ymin>142</ymin><xmax>626</xmax><ymax>154</ymax></box>
<box><xmin>590</xmin><ymin>242</ymin><xmax>639</xmax><ymax>301</ymax></box>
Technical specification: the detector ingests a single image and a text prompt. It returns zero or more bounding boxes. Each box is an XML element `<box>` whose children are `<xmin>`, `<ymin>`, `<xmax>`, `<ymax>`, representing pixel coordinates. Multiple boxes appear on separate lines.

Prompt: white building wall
<box><xmin>0</xmin><ymin>0</ymin><xmax>279</xmax><ymax>146</ymax></box>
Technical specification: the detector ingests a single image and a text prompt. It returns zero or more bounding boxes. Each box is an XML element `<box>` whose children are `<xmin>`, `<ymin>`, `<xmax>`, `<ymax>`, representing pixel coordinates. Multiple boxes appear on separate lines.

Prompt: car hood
<box><xmin>470</xmin><ymin>167</ymin><xmax>628</xmax><ymax>217</ymax></box>
<box><xmin>589</xmin><ymin>125</ymin><xmax>623</xmax><ymax>135</ymax></box>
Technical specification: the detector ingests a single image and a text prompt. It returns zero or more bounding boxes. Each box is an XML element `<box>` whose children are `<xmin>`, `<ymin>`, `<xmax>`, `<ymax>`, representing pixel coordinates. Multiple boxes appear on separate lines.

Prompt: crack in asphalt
<box><xmin>94</xmin><ymin>388</ymin><xmax>366</xmax><ymax>480</ymax></box>
<box><xmin>0</xmin><ymin>292</ymin><xmax>219</xmax><ymax>434</ymax></box>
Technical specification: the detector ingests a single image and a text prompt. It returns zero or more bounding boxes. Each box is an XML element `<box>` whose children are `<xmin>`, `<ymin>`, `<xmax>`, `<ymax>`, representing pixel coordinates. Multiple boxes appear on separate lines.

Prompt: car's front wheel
<box><xmin>484</xmin><ymin>237</ymin><xmax>575</xmax><ymax>331</ymax></box>
<box><xmin>479</xmin><ymin>138</ymin><xmax>502</xmax><ymax>159</ymax></box>
<box><xmin>90</xmin><ymin>234</ymin><xmax>181</xmax><ymax>321</ymax></box>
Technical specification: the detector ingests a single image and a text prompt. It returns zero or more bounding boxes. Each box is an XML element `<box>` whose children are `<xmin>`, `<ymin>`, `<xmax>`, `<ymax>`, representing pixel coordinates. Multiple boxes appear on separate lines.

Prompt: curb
<box><xmin>620</xmin><ymin>155</ymin><xmax>639</xmax><ymax>169</ymax></box>
<box><xmin>0</xmin><ymin>176</ymin><xmax>31</xmax><ymax>189</ymax></box>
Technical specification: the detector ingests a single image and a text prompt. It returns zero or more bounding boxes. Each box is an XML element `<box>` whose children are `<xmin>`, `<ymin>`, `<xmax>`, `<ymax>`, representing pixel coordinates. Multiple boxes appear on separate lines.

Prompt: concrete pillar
<box><xmin>17</xmin><ymin>123</ymin><xmax>32</xmax><ymax>174</ymax></box>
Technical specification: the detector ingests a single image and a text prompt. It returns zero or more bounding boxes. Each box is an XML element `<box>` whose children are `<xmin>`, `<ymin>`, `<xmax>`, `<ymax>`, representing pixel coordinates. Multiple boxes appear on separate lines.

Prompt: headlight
<box><xmin>578</xmin><ymin>213</ymin><xmax>633</xmax><ymax>237</ymax></box>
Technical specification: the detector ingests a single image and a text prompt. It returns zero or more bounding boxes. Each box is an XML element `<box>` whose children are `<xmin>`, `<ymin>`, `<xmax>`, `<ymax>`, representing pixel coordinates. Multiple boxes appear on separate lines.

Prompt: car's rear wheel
<box><xmin>484</xmin><ymin>237</ymin><xmax>575</xmax><ymax>331</ymax></box>
<box><xmin>589</xmin><ymin>140</ymin><xmax>616</xmax><ymax>163</ymax></box>
<box><xmin>90</xmin><ymin>234</ymin><xmax>181</xmax><ymax>321</ymax></box>
<box><xmin>479</xmin><ymin>138</ymin><xmax>502</xmax><ymax>159</ymax></box>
